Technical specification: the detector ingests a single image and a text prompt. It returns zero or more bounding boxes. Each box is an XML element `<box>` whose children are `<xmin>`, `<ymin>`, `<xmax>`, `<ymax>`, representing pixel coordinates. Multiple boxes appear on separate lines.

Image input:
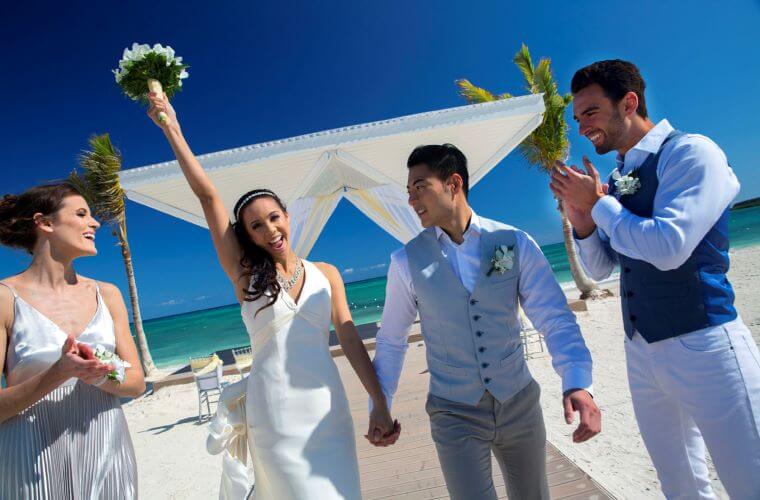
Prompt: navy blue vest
<box><xmin>607</xmin><ymin>131</ymin><xmax>737</xmax><ymax>343</ymax></box>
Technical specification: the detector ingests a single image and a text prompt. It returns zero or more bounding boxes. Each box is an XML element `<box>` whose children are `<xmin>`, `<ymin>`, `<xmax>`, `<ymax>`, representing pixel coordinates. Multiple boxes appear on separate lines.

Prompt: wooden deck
<box><xmin>149</xmin><ymin>314</ymin><xmax>611</xmax><ymax>499</ymax></box>
<box><xmin>338</xmin><ymin>339</ymin><xmax>612</xmax><ymax>499</ymax></box>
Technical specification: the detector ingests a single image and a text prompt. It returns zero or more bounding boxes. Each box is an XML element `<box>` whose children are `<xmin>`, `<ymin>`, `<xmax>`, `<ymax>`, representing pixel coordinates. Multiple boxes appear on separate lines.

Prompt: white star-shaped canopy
<box><xmin>120</xmin><ymin>94</ymin><xmax>545</xmax><ymax>255</ymax></box>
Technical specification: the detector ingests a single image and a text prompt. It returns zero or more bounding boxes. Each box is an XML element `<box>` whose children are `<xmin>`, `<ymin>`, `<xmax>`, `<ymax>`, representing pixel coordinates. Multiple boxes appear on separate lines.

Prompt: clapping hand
<box><xmin>366</xmin><ymin>404</ymin><xmax>401</xmax><ymax>447</ymax></box>
<box><xmin>549</xmin><ymin>156</ymin><xmax>607</xmax><ymax>212</ymax></box>
<box><xmin>549</xmin><ymin>157</ymin><xmax>608</xmax><ymax>238</ymax></box>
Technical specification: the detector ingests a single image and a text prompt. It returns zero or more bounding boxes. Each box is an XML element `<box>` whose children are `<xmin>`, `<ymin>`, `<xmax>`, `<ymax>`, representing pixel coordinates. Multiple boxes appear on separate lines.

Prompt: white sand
<box><xmin>123</xmin><ymin>245</ymin><xmax>760</xmax><ymax>499</ymax></box>
<box><xmin>531</xmin><ymin>245</ymin><xmax>759</xmax><ymax>499</ymax></box>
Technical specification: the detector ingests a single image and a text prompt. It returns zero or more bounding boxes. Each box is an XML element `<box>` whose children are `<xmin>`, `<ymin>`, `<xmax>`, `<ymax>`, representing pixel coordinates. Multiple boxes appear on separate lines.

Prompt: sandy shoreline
<box><xmin>123</xmin><ymin>245</ymin><xmax>759</xmax><ymax>499</ymax></box>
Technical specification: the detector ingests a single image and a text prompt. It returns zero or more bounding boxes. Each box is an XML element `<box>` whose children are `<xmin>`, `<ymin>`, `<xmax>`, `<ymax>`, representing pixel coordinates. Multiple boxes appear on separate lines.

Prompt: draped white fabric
<box><xmin>343</xmin><ymin>184</ymin><xmax>423</xmax><ymax>246</ymax></box>
<box><xmin>287</xmin><ymin>183</ymin><xmax>422</xmax><ymax>257</ymax></box>
<box><xmin>288</xmin><ymin>194</ymin><xmax>343</xmax><ymax>256</ymax></box>
<box><xmin>120</xmin><ymin>96</ymin><xmax>546</xmax><ymax>254</ymax></box>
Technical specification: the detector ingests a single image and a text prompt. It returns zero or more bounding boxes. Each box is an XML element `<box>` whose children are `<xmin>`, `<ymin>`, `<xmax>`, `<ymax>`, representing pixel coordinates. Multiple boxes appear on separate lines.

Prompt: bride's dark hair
<box><xmin>232</xmin><ymin>189</ymin><xmax>287</xmax><ymax>316</ymax></box>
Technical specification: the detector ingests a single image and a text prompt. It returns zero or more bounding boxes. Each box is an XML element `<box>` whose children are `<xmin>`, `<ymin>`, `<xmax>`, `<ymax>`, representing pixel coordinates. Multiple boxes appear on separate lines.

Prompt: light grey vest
<box><xmin>406</xmin><ymin>217</ymin><xmax>532</xmax><ymax>406</ymax></box>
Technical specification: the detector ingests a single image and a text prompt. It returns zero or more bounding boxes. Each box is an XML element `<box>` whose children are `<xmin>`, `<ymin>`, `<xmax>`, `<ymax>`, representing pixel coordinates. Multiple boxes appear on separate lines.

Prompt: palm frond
<box><xmin>533</xmin><ymin>58</ymin><xmax>555</xmax><ymax>96</ymax></box>
<box><xmin>512</xmin><ymin>45</ymin><xmax>571</xmax><ymax>169</ymax></box>
<box><xmin>513</xmin><ymin>43</ymin><xmax>536</xmax><ymax>92</ymax></box>
<box><xmin>71</xmin><ymin>134</ymin><xmax>126</xmax><ymax>225</ymax></box>
<box><xmin>456</xmin><ymin>79</ymin><xmax>499</xmax><ymax>103</ymax></box>
<box><xmin>457</xmin><ymin>44</ymin><xmax>571</xmax><ymax>170</ymax></box>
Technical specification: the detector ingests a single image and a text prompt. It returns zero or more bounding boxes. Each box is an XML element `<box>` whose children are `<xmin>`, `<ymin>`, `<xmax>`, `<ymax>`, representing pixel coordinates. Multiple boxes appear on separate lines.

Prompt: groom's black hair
<box><xmin>407</xmin><ymin>144</ymin><xmax>469</xmax><ymax>198</ymax></box>
<box><xmin>571</xmin><ymin>59</ymin><xmax>649</xmax><ymax>119</ymax></box>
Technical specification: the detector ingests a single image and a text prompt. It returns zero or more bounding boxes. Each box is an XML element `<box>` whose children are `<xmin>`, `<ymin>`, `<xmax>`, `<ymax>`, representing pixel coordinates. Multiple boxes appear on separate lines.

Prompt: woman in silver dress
<box><xmin>0</xmin><ymin>182</ymin><xmax>145</xmax><ymax>499</ymax></box>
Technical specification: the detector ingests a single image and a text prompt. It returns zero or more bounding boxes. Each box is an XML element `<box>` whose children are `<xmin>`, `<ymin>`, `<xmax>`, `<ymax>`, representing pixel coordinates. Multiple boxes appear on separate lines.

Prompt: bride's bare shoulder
<box><xmin>312</xmin><ymin>262</ymin><xmax>341</xmax><ymax>283</ymax></box>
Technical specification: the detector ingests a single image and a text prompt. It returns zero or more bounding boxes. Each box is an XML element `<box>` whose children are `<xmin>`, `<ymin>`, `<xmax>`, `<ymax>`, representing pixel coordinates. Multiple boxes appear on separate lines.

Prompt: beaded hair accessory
<box><xmin>235</xmin><ymin>190</ymin><xmax>277</xmax><ymax>222</ymax></box>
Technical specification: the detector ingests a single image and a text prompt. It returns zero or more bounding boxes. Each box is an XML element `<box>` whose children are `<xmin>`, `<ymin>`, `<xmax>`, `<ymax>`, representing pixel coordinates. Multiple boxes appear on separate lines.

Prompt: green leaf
<box><xmin>456</xmin><ymin>79</ymin><xmax>499</xmax><ymax>103</ymax></box>
<box><xmin>71</xmin><ymin>134</ymin><xmax>126</xmax><ymax>225</ymax></box>
<box><xmin>116</xmin><ymin>52</ymin><xmax>188</xmax><ymax>104</ymax></box>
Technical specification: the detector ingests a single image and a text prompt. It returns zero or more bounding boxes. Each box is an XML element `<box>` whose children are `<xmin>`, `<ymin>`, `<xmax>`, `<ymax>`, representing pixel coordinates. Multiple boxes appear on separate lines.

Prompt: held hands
<box><xmin>366</xmin><ymin>403</ymin><xmax>401</xmax><ymax>447</ymax></box>
<box><xmin>51</xmin><ymin>335</ymin><xmax>114</xmax><ymax>386</ymax></box>
<box><xmin>562</xmin><ymin>389</ymin><xmax>601</xmax><ymax>443</ymax></box>
<box><xmin>147</xmin><ymin>92</ymin><xmax>179</xmax><ymax>133</ymax></box>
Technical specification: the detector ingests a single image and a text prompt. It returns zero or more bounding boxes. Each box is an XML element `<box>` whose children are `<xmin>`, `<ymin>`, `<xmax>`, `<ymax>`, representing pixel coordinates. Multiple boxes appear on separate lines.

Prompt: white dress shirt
<box><xmin>373</xmin><ymin>211</ymin><xmax>593</xmax><ymax>407</ymax></box>
<box><xmin>575</xmin><ymin>119</ymin><xmax>740</xmax><ymax>278</ymax></box>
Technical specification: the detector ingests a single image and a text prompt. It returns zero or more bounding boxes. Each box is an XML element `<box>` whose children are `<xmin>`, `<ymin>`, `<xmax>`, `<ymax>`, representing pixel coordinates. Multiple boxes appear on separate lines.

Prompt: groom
<box><xmin>551</xmin><ymin>59</ymin><xmax>760</xmax><ymax>498</ymax></box>
<box><xmin>371</xmin><ymin>144</ymin><xmax>600</xmax><ymax>499</ymax></box>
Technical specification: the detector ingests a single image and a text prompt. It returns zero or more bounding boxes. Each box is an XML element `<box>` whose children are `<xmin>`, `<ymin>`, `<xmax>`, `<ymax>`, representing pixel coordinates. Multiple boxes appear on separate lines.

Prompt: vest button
<box><xmin>481</xmin><ymin>362</ymin><xmax>489</xmax><ymax>368</ymax></box>
<box><xmin>478</xmin><ymin>346</ymin><xmax>486</xmax><ymax>353</ymax></box>
<box><xmin>624</xmin><ymin>267</ymin><xmax>631</xmax><ymax>273</ymax></box>
<box><xmin>476</xmin><ymin>331</ymin><xmax>484</xmax><ymax>337</ymax></box>
<box><xmin>470</xmin><ymin>299</ymin><xmax>478</xmax><ymax>305</ymax></box>
<box><xmin>627</xmin><ymin>291</ymin><xmax>634</xmax><ymax>298</ymax></box>
<box><xmin>473</xmin><ymin>315</ymin><xmax>481</xmax><ymax>321</ymax></box>
<box><xmin>630</xmin><ymin>314</ymin><xmax>637</xmax><ymax>321</ymax></box>
<box><xmin>484</xmin><ymin>377</ymin><xmax>491</xmax><ymax>384</ymax></box>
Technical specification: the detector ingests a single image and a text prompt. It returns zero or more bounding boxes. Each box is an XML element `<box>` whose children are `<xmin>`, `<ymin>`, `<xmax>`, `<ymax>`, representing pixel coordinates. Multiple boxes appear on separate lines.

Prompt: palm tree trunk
<box><xmin>116</xmin><ymin>223</ymin><xmax>157</xmax><ymax>375</ymax></box>
<box><xmin>557</xmin><ymin>200</ymin><xmax>600</xmax><ymax>299</ymax></box>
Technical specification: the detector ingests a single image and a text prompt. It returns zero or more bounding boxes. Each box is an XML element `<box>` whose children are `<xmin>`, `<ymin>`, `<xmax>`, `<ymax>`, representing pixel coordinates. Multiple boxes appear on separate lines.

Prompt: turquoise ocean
<box><xmin>138</xmin><ymin>206</ymin><xmax>760</xmax><ymax>368</ymax></box>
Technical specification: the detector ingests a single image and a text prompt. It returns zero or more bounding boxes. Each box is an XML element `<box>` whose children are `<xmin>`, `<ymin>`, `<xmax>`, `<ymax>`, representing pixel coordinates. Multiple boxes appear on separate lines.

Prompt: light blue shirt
<box><xmin>575</xmin><ymin>119</ymin><xmax>740</xmax><ymax>278</ymax></box>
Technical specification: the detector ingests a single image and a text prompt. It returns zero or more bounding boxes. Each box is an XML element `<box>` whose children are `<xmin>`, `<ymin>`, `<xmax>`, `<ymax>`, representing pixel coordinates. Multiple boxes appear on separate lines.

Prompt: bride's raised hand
<box><xmin>147</xmin><ymin>92</ymin><xmax>179</xmax><ymax>131</ymax></box>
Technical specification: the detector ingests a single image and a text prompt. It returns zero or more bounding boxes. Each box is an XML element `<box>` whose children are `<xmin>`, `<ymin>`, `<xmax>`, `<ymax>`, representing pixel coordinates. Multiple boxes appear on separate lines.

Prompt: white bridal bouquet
<box><xmin>93</xmin><ymin>345</ymin><xmax>131</xmax><ymax>384</ymax></box>
<box><xmin>113</xmin><ymin>43</ymin><xmax>189</xmax><ymax>123</ymax></box>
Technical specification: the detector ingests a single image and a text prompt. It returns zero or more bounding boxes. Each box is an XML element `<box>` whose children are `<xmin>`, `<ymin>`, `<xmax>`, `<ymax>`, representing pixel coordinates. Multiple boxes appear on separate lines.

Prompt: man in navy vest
<box><xmin>372</xmin><ymin>144</ymin><xmax>601</xmax><ymax>499</ymax></box>
<box><xmin>550</xmin><ymin>59</ymin><xmax>760</xmax><ymax>498</ymax></box>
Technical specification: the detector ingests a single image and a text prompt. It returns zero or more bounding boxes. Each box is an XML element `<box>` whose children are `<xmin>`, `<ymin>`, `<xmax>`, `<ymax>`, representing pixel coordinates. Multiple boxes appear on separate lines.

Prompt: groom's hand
<box><xmin>366</xmin><ymin>406</ymin><xmax>401</xmax><ymax>447</ymax></box>
<box><xmin>562</xmin><ymin>389</ymin><xmax>601</xmax><ymax>443</ymax></box>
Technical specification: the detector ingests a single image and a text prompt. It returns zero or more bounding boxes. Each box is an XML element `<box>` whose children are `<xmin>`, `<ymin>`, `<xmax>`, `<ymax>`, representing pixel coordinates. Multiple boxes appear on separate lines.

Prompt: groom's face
<box><xmin>407</xmin><ymin>163</ymin><xmax>455</xmax><ymax>228</ymax></box>
<box><xmin>573</xmin><ymin>83</ymin><xmax>627</xmax><ymax>155</ymax></box>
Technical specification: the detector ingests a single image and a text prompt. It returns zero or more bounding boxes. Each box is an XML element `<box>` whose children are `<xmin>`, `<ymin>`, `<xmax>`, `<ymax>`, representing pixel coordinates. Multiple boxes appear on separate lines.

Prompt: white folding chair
<box><xmin>190</xmin><ymin>354</ymin><xmax>225</xmax><ymax>422</ymax></box>
<box><xmin>519</xmin><ymin>307</ymin><xmax>545</xmax><ymax>359</ymax></box>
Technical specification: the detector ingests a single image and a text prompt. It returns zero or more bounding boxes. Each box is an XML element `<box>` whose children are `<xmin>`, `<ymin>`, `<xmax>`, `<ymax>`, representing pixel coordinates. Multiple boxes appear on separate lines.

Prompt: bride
<box><xmin>147</xmin><ymin>93</ymin><xmax>400</xmax><ymax>499</ymax></box>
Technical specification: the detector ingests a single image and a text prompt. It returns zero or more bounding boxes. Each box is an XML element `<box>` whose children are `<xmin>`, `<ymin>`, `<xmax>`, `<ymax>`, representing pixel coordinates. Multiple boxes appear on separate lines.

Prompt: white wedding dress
<box><xmin>241</xmin><ymin>260</ymin><xmax>362</xmax><ymax>500</ymax></box>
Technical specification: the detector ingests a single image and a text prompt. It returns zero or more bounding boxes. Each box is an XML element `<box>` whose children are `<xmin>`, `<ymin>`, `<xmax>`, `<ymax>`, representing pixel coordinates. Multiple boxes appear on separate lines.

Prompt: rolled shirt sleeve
<box><xmin>517</xmin><ymin>231</ymin><xmax>593</xmax><ymax>395</ymax></box>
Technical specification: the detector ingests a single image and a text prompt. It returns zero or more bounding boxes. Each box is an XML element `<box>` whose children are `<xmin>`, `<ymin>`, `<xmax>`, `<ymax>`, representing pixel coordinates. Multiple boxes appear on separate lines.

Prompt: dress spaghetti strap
<box><xmin>0</xmin><ymin>282</ymin><xmax>18</xmax><ymax>298</ymax></box>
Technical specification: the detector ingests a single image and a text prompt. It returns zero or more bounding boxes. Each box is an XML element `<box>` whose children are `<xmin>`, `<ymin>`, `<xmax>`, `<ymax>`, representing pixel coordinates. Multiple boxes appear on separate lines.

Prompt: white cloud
<box><xmin>342</xmin><ymin>263</ymin><xmax>387</xmax><ymax>277</ymax></box>
<box><xmin>159</xmin><ymin>298</ymin><xmax>184</xmax><ymax>306</ymax></box>
<box><xmin>194</xmin><ymin>295</ymin><xmax>208</xmax><ymax>301</ymax></box>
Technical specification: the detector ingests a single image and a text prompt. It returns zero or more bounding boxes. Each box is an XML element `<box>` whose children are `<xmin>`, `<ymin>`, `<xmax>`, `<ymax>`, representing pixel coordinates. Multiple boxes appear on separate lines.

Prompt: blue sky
<box><xmin>2</xmin><ymin>1</ymin><xmax>758</xmax><ymax>319</ymax></box>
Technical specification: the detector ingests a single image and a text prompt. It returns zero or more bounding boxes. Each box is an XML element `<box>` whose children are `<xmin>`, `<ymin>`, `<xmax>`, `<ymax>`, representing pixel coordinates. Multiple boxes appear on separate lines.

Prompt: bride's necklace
<box><xmin>276</xmin><ymin>258</ymin><xmax>303</xmax><ymax>292</ymax></box>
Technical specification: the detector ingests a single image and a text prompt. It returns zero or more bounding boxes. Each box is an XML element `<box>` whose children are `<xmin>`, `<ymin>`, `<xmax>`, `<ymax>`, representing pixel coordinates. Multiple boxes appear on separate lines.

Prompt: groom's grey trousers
<box><xmin>425</xmin><ymin>379</ymin><xmax>549</xmax><ymax>500</ymax></box>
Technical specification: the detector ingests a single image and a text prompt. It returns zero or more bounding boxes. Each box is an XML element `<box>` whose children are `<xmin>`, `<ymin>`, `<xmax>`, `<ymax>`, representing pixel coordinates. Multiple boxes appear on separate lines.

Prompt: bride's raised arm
<box><xmin>147</xmin><ymin>94</ymin><xmax>245</xmax><ymax>294</ymax></box>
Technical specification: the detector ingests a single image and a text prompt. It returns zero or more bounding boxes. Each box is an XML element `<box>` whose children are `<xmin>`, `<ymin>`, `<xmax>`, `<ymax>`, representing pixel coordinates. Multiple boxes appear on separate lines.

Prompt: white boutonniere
<box><xmin>611</xmin><ymin>169</ymin><xmax>641</xmax><ymax>197</ymax></box>
<box><xmin>92</xmin><ymin>345</ymin><xmax>131</xmax><ymax>384</ymax></box>
<box><xmin>487</xmin><ymin>245</ymin><xmax>514</xmax><ymax>276</ymax></box>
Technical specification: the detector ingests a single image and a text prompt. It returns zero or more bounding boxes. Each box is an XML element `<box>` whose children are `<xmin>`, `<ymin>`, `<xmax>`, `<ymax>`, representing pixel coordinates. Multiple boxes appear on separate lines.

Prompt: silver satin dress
<box><xmin>0</xmin><ymin>283</ymin><xmax>138</xmax><ymax>499</ymax></box>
